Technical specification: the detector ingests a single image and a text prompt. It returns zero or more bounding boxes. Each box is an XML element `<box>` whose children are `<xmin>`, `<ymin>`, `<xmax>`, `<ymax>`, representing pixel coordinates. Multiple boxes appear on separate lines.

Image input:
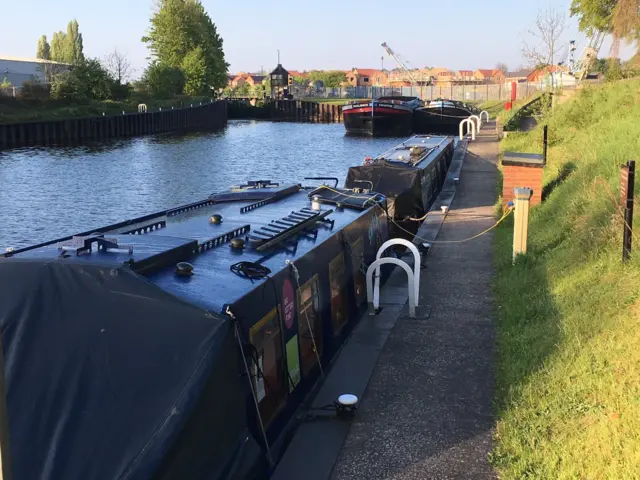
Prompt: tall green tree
<box><xmin>65</xmin><ymin>19</ymin><xmax>84</xmax><ymax>64</ymax></box>
<box><xmin>50</xmin><ymin>31</ymin><xmax>67</xmax><ymax>62</ymax></box>
<box><xmin>36</xmin><ymin>35</ymin><xmax>51</xmax><ymax>60</ymax></box>
<box><xmin>182</xmin><ymin>47</ymin><xmax>207</xmax><ymax>95</ymax></box>
<box><xmin>142</xmin><ymin>0</ymin><xmax>228</xmax><ymax>93</ymax></box>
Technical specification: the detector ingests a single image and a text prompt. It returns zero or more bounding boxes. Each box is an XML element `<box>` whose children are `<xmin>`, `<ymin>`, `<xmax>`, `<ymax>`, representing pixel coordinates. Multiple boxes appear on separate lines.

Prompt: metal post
<box><xmin>513</xmin><ymin>188</ymin><xmax>532</xmax><ymax>263</ymax></box>
<box><xmin>543</xmin><ymin>125</ymin><xmax>548</xmax><ymax>163</ymax></box>
<box><xmin>622</xmin><ymin>160</ymin><xmax>635</xmax><ymax>263</ymax></box>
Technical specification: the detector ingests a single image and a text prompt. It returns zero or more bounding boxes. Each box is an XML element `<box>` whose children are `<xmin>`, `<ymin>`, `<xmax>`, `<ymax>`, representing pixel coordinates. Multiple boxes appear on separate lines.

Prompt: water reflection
<box><xmin>0</xmin><ymin>120</ymin><xmax>405</xmax><ymax>249</ymax></box>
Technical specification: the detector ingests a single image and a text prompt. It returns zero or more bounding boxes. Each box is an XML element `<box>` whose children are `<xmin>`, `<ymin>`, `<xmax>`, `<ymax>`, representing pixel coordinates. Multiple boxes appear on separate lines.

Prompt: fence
<box><xmin>285</xmin><ymin>83</ymin><xmax>549</xmax><ymax>102</ymax></box>
<box><xmin>0</xmin><ymin>101</ymin><xmax>227</xmax><ymax>150</ymax></box>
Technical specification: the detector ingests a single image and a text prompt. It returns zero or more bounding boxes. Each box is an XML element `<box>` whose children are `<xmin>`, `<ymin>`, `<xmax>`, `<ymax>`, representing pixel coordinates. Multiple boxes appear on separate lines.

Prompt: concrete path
<box><xmin>330</xmin><ymin>123</ymin><xmax>500</xmax><ymax>480</ymax></box>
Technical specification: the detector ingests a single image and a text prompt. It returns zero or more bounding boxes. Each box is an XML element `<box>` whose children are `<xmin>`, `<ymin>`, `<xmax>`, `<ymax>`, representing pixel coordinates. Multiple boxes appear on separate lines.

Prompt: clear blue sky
<box><xmin>0</xmin><ymin>0</ymin><xmax>635</xmax><ymax>77</ymax></box>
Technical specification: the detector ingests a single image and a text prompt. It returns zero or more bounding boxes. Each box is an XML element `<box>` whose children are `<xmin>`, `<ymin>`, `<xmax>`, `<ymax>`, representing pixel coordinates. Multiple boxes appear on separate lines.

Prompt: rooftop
<box><xmin>0</xmin><ymin>55</ymin><xmax>71</xmax><ymax>66</ymax></box>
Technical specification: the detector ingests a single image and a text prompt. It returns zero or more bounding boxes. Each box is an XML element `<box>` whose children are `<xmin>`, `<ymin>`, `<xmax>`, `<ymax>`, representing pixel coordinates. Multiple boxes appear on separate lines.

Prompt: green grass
<box><xmin>492</xmin><ymin>78</ymin><xmax>640</xmax><ymax>479</ymax></box>
<box><xmin>0</xmin><ymin>94</ymin><xmax>213</xmax><ymax>124</ymax></box>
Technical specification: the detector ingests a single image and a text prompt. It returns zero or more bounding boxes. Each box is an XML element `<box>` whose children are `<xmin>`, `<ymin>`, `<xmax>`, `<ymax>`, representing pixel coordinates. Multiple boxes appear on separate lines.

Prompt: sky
<box><xmin>0</xmin><ymin>0</ymin><xmax>636</xmax><ymax>78</ymax></box>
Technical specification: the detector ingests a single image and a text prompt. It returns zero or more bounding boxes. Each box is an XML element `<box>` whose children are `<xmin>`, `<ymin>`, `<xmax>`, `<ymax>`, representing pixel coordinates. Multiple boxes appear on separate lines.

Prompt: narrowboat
<box><xmin>414</xmin><ymin>99</ymin><xmax>479</xmax><ymax>135</ymax></box>
<box><xmin>342</xmin><ymin>96</ymin><xmax>422</xmax><ymax>137</ymax></box>
<box><xmin>345</xmin><ymin>135</ymin><xmax>457</xmax><ymax>240</ymax></box>
<box><xmin>0</xmin><ymin>179</ymin><xmax>390</xmax><ymax>480</ymax></box>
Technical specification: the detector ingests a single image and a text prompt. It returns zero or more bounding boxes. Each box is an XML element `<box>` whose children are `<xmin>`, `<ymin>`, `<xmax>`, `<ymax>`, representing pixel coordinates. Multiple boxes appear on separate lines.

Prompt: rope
<box><xmin>230</xmin><ymin>261</ymin><xmax>271</xmax><ymax>280</ymax></box>
<box><xmin>285</xmin><ymin>260</ymin><xmax>324</xmax><ymax>377</ymax></box>
<box><xmin>312</xmin><ymin>185</ymin><xmax>513</xmax><ymax>245</ymax></box>
<box><xmin>226</xmin><ymin>307</ymin><xmax>275</xmax><ymax>468</ymax></box>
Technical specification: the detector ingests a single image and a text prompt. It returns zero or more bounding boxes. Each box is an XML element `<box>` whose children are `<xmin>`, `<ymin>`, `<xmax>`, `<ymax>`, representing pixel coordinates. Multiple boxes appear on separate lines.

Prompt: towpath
<box><xmin>329</xmin><ymin>123</ymin><xmax>500</xmax><ymax>480</ymax></box>
<box><xmin>272</xmin><ymin>122</ymin><xmax>501</xmax><ymax>480</ymax></box>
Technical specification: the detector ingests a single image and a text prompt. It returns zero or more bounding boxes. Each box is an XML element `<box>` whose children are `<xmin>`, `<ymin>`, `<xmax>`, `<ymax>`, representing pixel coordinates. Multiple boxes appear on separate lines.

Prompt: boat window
<box><xmin>350</xmin><ymin>237</ymin><xmax>366</xmax><ymax>306</ymax></box>
<box><xmin>329</xmin><ymin>252</ymin><xmax>349</xmax><ymax>333</ymax></box>
<box><xmin>250</xmin><ymin>307</ymin><xmax>286</xmax><ymax>426</ymax></box>
<box><xmin>298</xmin><ymin>275</ymin><xmax>322</xmax><ymax>376</ymax></box>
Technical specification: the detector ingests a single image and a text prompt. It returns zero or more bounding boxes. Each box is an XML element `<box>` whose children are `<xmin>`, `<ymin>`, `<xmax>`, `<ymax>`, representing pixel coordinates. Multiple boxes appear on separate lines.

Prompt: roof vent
<box><xmin>210</xmin><ymin>214</ymin><xmax>222</xmax><ymax>225</ymax></box>
<box><xmin>230</xmin><ymin>238</ymin><xmax>245</xmax><ymax>250</ymax></box>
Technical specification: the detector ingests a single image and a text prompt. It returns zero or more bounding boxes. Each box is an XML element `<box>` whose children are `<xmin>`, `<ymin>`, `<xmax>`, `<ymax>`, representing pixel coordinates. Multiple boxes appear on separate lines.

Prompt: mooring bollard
<box><xmin>513</xmin><ymin>187</ymin><xmax>532</xmax><ymax>263</ymax></box>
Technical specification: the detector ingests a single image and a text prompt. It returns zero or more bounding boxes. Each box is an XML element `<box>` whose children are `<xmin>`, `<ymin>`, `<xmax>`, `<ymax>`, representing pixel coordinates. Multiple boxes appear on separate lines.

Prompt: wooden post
<box><xmin>513</xmin><ymin>188</ymin><xmax>532</xmax><ymax>263</ymax></box>
<box><xmin>622</xmin><ymin>160</ymin><xmax>635</xmax><ymax>263</ymax></box>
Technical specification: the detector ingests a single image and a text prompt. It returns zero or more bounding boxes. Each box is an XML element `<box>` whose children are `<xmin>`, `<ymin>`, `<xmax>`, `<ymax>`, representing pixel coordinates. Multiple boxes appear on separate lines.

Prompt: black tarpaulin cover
<box><xmin>0</xmin><ymin>259</ymin><xmax>254</xmax><ymax>480</ymax></box>
<box><xmin>345</xmin><ymin>162</ymin><xmax>424</xmax><ymax>221</ymax></box>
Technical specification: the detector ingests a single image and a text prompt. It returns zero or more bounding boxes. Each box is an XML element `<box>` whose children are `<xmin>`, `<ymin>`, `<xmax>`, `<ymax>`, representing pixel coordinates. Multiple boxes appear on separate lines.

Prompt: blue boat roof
<box><xmin>6</xmin><ymin>181</ymin><xmax>384</xmax><ymax>314</ymax></box>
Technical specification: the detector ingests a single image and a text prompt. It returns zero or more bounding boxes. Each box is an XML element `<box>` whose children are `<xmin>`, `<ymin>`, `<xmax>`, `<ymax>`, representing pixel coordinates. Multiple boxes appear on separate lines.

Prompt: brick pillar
<box><xmin>501</xmin><ymin>152</ymin><xmax>545</xmax><ymax>207</ymax></box>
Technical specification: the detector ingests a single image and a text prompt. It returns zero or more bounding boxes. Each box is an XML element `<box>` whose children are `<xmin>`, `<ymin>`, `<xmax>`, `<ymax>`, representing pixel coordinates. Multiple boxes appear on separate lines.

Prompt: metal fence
<box><xmin>288</xmin><ymin>83</ymin><xmax>552</xmax><ymax>102</ymax></box>
<box><xmin>0</xmin><ymin>87</ymin><xmax>19</xmax><ymax>98</ymax></box>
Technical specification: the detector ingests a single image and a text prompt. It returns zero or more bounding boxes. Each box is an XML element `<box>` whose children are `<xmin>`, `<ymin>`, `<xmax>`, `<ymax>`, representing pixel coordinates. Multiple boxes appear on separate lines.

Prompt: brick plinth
<box><xmin>502</xmin><ymin>164</ymin><xmax>543</xmax><ymax>207</ymax></box>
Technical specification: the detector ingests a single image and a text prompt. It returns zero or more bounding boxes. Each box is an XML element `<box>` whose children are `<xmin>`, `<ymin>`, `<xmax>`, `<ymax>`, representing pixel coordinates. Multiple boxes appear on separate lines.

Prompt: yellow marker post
<box><xmin>513</xmin><ymin>187</ymin><xmax>532</xmax><ymax>263</ymax></box>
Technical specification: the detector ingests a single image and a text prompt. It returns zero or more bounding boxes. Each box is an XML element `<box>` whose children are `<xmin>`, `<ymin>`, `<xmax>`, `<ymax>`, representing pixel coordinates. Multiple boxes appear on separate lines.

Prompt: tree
<box><xmin>142</xmin><ymin>0</ymin><xmax>228</xmax><ymax>93</ymax></box>
<box><xmin>66</xmin><ymin>19</ymin><xmax>84</xmax><ymax>64</ymax></box>
<box><xmin>143</xmin><ymin>62</ymin><xmax>185</xmax><ymax>98</ymax></box>
<box><xmin>0</xmin><ymin>78</ymin><xmax>11</xmax><ymax>89</ymax></box>
<box><xmin>570</xmin><ymin>0</ymin><xmax>617</xmax><ymax>35</ymax></box>
<box><xmin>182</xmin><ymin>47</ymin><xmax>208</xmax><ymax>95</ymax></box>
<box><xmin>307</xmin><ymin>70</ymin><xmax>347</xmax><ymax>88</ymax></box>
<box><xmin>36</xmin><ymin>35</ymin><xmax>51</xmax><ymax>60</ymax></box>
<box><xmin>495</xmin><ymin>62</ymin><xmax>509</xmax><ymax>73</ymax></box>
<box><xmin>522</xmin><ymin>8</ymin><xmax>566</xmax><ymax>67</ymax></box>
<box><xmin>50</xmin><ymin>31</ymin><xmax>67</xmax><ymax>62</ymax></box>
<box><xmin>105</xmin><ymin>49</ymin><xmax>133</xmax><ymax>84</ymax></box>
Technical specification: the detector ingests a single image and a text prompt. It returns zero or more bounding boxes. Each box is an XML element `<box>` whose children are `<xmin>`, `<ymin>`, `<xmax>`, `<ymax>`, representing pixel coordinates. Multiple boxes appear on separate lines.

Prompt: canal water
<box><xmin>0</xmin><ymin>120</ymin><xmax>404</xmax><ymax>249</ymax></box>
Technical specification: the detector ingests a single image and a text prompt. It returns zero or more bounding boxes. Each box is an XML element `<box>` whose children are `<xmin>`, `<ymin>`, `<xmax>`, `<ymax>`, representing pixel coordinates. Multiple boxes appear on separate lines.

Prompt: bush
<box><xmin>109</xmin><ymin>82</ymin><xmax>131</xmax><ymax>101</ymax></box>
<box><xmin>51</xmin><ymin>58</ymin><xmax>113</xmax><ymax>102</ymax></box>
<box><xmin>19</xmin><ymin>81</ymin><xmax>50</xmax><ymax>101</ymax></box>
<box><xmin>143</xmin><ymin>62</ymin><xmax>185</xmax><ymax>98</ymax></box>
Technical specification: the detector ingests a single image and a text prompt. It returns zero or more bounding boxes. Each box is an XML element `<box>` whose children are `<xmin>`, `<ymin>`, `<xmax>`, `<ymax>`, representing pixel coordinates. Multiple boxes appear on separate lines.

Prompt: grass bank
<box><xmin>0</xmin><ymin>94</ymin><xmax>213</xmax><ymax>124</ymax></box>
<box><xmin>491</xmin><ymin>78</ymin><xmax>640</xmax><ymax>478</ymax></box>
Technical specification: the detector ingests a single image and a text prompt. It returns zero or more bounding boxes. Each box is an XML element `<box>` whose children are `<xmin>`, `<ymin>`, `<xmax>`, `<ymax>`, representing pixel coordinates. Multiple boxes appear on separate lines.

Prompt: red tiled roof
<box><xmin>353</xmin><ymin>68</ymin><xmax>378</xmax><ymax>76</ymax></box>
<box><xmin>458</xmin><ymin>70</ymin><xmax>474</xmax><ymax>75</ymax></box>
<box><xmin>288</xmin><ymin>70</ymin><xmax>308</xmax><ymax>78</ymax></box>
<box><xmin>476</xmin><ymin>69</ymin><xmax>494</xmax><ymax>77</ymax></box>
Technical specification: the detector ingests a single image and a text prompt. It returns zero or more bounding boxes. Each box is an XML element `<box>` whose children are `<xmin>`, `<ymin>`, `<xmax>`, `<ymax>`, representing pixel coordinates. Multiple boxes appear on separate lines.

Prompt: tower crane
<box><xmin>381</xmin><ymin>42</ymin><xmax>427</xmax><ymax>86</ymax></box>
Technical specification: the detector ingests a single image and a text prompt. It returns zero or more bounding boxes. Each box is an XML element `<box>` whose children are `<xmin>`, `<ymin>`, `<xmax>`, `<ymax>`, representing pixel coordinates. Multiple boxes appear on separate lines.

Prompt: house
<box><xmin>434</xmin><ymin>70</ymin><xmax>456</xmax><ymax>85</ymax></box>
<box><xmin>474</xmin><ymin>69</ymin><xmax>505</xmax><ymax>84</ymax></box>
<box><xmin>457</xmin><ymin>70</ymin><xmax>475</xmax><ymax>82</ymax></box>
<box><xmin>504</xmin><ymin>69</ymin><xmax>533</xmax><ymax>83</ymax></box>
<box><xmin>345</xmin><ymin>68</ymin><xmax>384</xmax><ymax>87</ymax></box>
<box><xmin>228</xmin><ymin>73</ymin><xmax>266</xmax><ymax>88</ymax></box>
<box><xmin>526</xmin><ymin>65</ymin><xmax>569</xmax><ymax>83</ymax></box>
<box><xmin>0</xmin><ymin>56</ymin><xmax>70</xmax><ymax>87</ymax></box>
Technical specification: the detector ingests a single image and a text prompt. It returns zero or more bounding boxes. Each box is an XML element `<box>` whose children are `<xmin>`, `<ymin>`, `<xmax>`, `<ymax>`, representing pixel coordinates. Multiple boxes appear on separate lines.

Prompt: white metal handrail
<box><xmin>479</xmin><ymin>110</ymin><xmax>489</xmax><ymax>124</ymax></box>
<box><xmin>366</xmin><ymin>258</ymin><xmax>416</xmax><ymax>318</ymax></box>
<box><xmin>470</xmin><ymin>114</ymin><xmax>481</xmax><ymax>130</ymax></box>
<box><xmin>374</xmin><ymin>238</ymin><xmax>420</xmax><ymax>303</ymax></box>
<box><xmin>459</xmin><ymin>118</ymin><xmax>476</xmax><ymax>140</ymax></box>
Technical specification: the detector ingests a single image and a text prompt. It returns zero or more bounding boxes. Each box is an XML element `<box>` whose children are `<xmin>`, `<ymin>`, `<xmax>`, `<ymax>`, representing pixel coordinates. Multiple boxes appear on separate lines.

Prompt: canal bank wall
<box><xmin>228</xmin><ymin>100</ymin><xmax>343</xmax><ymax>123</ymax></box>
<box><xmin>0</xmin><ymin>100</ymin><xmax>227</xmax><ymax>150</ymax></box>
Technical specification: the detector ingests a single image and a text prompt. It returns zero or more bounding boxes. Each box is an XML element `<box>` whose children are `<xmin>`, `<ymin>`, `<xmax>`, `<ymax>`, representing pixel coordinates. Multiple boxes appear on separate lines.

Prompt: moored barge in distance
<box><xmin>414</xmin><ymin>99</ymin><xmax>479</xmax><ymax>135</ymax></box>
<box><xmin>0</xmin><ymin>179</ymin><xmax>391</xmax><ymax>480</ymax></box>
<box><xmin>345</xmin><ymin>135</ymin><xmax>457</xmax><ymax>240</ymax></box>
<box><xmin>342</xmin><ymin>96</ymin><xmax>421</xmax><ymax>137</ymax></box>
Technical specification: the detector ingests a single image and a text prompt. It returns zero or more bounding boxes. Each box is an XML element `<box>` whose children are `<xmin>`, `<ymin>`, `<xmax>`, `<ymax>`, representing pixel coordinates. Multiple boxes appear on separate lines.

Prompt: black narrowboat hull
<box><xmin>343</xmin><ymin>110</ymin><xmax>414</xmax><ymax>137</ymax></box>
<box><xmin>413</xmin><ymin>106</ymin><xmax>473</xmax><ymax>135</ymax></box>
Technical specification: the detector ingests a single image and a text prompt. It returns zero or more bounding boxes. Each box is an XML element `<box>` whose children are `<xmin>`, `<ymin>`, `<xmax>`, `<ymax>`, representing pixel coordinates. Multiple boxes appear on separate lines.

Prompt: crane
<box><xmin>569</xmin><ymin>31</ymin><xmax>605</xmax><ymax>81</ymax></box>
<box><xmin>381</xmin><ymin>42</ymin><xmax>425</xmax><ymax>86</ymax></box>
